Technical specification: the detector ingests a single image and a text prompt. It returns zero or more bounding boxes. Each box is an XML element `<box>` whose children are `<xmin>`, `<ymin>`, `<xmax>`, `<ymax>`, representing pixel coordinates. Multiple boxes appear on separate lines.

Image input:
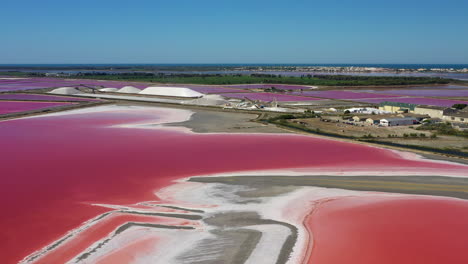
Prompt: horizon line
<box><xmin>1</xmin><ymin>63</ymin><xmax>467</xmax><ymax>66</ymax></box>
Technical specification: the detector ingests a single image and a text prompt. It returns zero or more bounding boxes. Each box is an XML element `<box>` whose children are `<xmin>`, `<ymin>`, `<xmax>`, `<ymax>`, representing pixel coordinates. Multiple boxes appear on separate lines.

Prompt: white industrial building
<box><xmin>443</xmin><ymin>110</ymin><xmax>468</xmax><ymax>123</ymax></box>
<box><xmin>413</xmin><ymin>105</ymin><xmax>446</xmax><ymax>118</ymax></box>
<box><xmin>345</xmin><ymin>107</ymin><xmax>390</xmax><ymax>114</ymax></box>
<box><xmin>380</xmin><ymin>117</ymin><xmax>417</xmax><ymax>126</ymax></box>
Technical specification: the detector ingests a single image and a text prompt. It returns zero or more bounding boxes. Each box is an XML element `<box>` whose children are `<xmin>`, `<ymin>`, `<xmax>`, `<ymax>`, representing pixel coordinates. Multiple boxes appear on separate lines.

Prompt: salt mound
<box><xmin>116</xmin><ymin>86</ymin><xmax>141</xmax><ymax>94</ymax></box>
<box><xmin>99</xmin><ymin>88</ymin><xmax>119</xmax><ymax>92</ymax></box>
<box><xmin>139</xmin><ymin>87</ymin><xmax>203</xmax><ymax>98</ymax></box>
<box><xmin>48</xmin><ymin>87</ymin><xmax>83</xmax><ymax>95</ymax></box>
<box><xmin>183</xmin><ymin>94</ymin><xmax>228</xmax><ymax>106</ymax></box>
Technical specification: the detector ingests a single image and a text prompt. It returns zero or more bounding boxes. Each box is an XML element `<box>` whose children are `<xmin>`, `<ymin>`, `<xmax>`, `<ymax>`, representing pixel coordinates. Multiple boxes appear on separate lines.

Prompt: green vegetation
<box><xmin>52</xmin><ymin>72</ymin><xmax>455</xmax><ymax>86</ymax></box>
<box><xmin>265</xmin><ymin>112</ymin><xmax>320</xmax><ymax>122</ymax></box>
<box><xmin>452</xmin><ymin>104</ymin><xmax>467</xmax><ymax>110</ymax></box>
<box><xmin>263</xmin><ymin>86</ymin><xmax>287</xmax><ymax>93</ymax></box>
<box><xmin>417</xmin><ymin>122</ymin><xmax>468</xmax><ymax>138</ymax></box>
<box><xmin>0</xmin><ymin>71</ymin><xmax>35</xmax><ymax>77</ymax></box>
<box><xmin>362</xmin><ymin>134</ymin><xmax>374</xmax><ymax>138</ymax></box>
<box><xmin>0</xmin><ymin>70</ymin><xmax>461</xmax><ymax>86</ymax></box>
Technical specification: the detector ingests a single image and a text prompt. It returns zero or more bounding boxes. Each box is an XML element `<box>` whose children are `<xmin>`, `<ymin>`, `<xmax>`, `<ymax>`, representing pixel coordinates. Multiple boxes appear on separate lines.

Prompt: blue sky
<box><xmin>2</xmin><ymin>0</ymin><xmax>467</xmax><ymax>64</ymax></box>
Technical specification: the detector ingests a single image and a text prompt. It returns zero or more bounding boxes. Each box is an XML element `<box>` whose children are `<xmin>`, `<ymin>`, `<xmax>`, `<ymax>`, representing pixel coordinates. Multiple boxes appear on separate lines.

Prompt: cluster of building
<box><xmin>379</xmin><ymin>102</ymin><xmax>467</xmax><ymax>122</ymax></box>
<box><xmin>351</xmin><ymin>114</ymin><xmax>422</xmax><ymax>127</ymax></box>
<box><xmin>348</xmin><ymin>101</ymin><xmax>467</xmax><ymax>129</ymax></box>
<box><xmin>232</xmin><ymin>66</ymin><xmax>468</xmax><ymax>74</ymax></box>
<box><xmin>346</xmin><ymin>102</ymin><xmax>468</xmax><ymax>129</ymax></box>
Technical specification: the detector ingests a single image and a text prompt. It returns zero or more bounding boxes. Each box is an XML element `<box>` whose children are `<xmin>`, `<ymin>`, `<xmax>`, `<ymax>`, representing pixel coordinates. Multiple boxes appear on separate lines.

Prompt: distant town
<box><xmin>230</xmin><ymin>65</ymin><xmax>468</xmax><ymax>74</ymax></box>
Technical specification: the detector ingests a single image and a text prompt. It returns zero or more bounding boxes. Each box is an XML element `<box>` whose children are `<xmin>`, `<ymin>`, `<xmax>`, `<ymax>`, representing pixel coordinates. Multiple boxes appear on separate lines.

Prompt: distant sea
<box><xmin>0</xmin><ymin>63</ymin><xmax>467</xmax><ymax>69</ymax></box>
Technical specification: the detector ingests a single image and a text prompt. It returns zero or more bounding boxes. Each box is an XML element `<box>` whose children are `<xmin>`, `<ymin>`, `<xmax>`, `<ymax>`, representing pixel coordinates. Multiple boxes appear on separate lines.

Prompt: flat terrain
<box><xmin>191</xmin><ymin>175</ymin><xmax>468</xmax><ymax>200</ymax></box>
<box><xmin>169</xmin><ymin>109</ymin><xmax>287</xmax><ymax>133</ymax></box>
<box><xmin>291</xmin><ymin>118</ymin><xmax>468</xmax><ymax>152</ymax></box>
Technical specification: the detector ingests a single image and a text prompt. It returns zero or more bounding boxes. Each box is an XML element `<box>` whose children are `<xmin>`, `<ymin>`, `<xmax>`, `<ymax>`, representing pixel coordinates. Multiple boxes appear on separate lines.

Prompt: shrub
<box><xmin>452</xmin><ymin>103</ymin><xmax>467</xmax><ymax>110</ymax></box>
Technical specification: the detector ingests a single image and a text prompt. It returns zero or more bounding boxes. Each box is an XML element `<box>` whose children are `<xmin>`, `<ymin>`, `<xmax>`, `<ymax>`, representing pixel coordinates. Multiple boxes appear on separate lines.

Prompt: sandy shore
<box><xmin>167</xmin><ymin>107</ymin><xmax>287</xmax><ymax>134</ymax></box>
<box><xmin>191</xmin><ymin>175</ymin><xmax>468</xmax><ymax>202</ymax></box>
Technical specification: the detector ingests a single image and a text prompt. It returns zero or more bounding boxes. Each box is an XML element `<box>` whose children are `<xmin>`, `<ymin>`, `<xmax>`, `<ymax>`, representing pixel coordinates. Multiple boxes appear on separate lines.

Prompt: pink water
<box><xmin>0</xmin><ymin>101</ymin><xmax>75</xmax><ymax>114</ymax></box>
<box><xmin>226</xmin><ymin>84</ymin><xmax>314</xmax><ymax>90</ymax></box>
<box><xmin>0</xmin><ymin>93</ymin><xmax>100</xmax><ymax>102</ymax></box>
<box><xmin>360</xmin><ymin>89</ymin><xmax>468</xmax><ymax>97</ymax></box>
<box><xmin>221</xmin><ymin>92</ymin><xmax>323</xmax><ymax>101</ymax></box>
<box><xmin>1</xmin><ymin>106</ymin><xmax>467</xmax><ymax>263</ymax></box>
<box><xmin>351</xmin><ymin>97</ymin><xmax>468</xmax><ymax>107</ymax></box>
<box><xmin>306</xmin><ymin>196</ymin><xmax>468</xmax><ymax>264</ymax></box>
<box><xmin>291</xmin><ymin>90</ymin><xmax>401</xmax><ymax>99</ymax></box>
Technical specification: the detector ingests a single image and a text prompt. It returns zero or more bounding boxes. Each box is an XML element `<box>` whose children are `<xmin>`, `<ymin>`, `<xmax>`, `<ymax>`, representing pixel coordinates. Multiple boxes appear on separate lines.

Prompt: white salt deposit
<box><xmin>99</xmin><ymin>87</ymin><xmax>119</xmax><ymax>92</ymax></box>
<box><xmin>116</xmin><ymin>86</ymin><xmax>141</xmax><ymax>94</ymax></box>
<box><xmin>139</xmin><ymin>87</ymin><xmax>204</xmax><ymax>98</ymax></box>
<box><xmin>48</xmin><ymin>87</ymin><xmax>83</xmax><ymax>95</ymax></box>
<box><xmin>182</xmin><ymin>94</ymin><xmax>228</xmax><ymax>106</ymax></box>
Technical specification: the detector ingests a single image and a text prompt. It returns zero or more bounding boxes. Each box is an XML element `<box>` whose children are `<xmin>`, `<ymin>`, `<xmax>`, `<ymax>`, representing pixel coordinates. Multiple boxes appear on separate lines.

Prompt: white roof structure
<box><xmin>99</xmin><ymin>88</ymin><xmax>119</xmax><ymax>92</ymax></box>
<box><xmin>345</xmin><ymin>107</ymin><xmax>391</xmax><ymax>114</ymax></box>
<box><xmin>116</xmin><ymin>86</ymin><xmax>141</xmax><ymax>94</ymax></box>
<box><xmin>139</xmin><ymin>87</ymin><xmax>204</xmax><ymax>98</ymax></box>
<box><xmin>48</xmin><ymin>87</ymin><xmax>83</xmax><ymax>95</ymax></box>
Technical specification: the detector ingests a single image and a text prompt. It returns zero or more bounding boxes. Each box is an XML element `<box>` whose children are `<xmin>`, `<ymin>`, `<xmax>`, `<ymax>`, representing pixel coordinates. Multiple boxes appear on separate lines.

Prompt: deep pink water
<box><xmin>1</xmin><ymin>106</ymin><xmax>466</xmax><ymax>263</ymax></box>
<box><xmin>0</xmin><ymin>101</ymin><xmax>75</xmax><ymax>114</ymax></box>
<box><xmin>0</xmin><ymin>93</ymin><xmax>100</xmax><ymax>102</ymax></box>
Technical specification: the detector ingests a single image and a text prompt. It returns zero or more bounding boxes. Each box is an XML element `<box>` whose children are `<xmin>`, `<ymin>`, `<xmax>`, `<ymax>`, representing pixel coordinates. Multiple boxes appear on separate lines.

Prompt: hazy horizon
<box><xmin>2</xmin><ymin>61</ymin><xmax>467</xmax><ymax>66</ymax></box>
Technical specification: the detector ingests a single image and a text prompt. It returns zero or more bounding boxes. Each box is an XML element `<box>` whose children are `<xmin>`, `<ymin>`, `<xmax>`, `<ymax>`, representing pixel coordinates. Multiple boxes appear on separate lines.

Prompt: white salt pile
<box><xmin>139</xmin><ymin>87</ymin><xmax>204</xmax><ymax>98</ymax></box>
<box><xmin>48</xmin><ymin>87</ymin><xmax>83</xmax><ymax>95</ymax></box>
<box><xmin>116</xmin><ymin>86</ymin><xmax>141</xmax><ymax>93</ymax></box>
<box><xmin>182</xmin><ymin>94</ymin><xmax>228</xmax><ymax>106</ymax></box>
<box><xmin>99</xmin><ymin>88</ymin><xmax>119</xmax><ymax>92</ymax></box>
